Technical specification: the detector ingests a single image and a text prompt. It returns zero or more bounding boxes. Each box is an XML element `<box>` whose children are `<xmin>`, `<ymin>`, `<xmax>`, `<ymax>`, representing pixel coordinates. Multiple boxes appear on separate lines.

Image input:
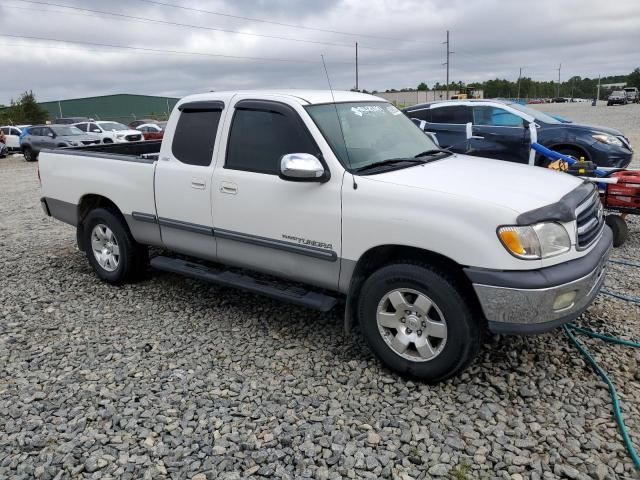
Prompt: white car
<box><xmin>1</xmin><ymin>125</ymin><xmax>30</xmax><ymax>152</ymax></box>
<box><xmin>38</xmin><ymin>90</ymin><xmax>611</xmax><ymax>382</ymax></box>
<box><xmin>73</xmin><ymin>121</ymin><xmax>143</xmax><ymax>143</ymax></box>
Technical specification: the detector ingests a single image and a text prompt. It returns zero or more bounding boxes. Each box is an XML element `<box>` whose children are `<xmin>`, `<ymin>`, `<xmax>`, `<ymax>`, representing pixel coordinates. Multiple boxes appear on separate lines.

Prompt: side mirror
<box><xmin>279</xmin><ymin>153</ymin><xmax>328</xmax><ymax>182</ymax></box>
<box><xmin>48</xmin><ymin>132</ymin><xmax>55</xmax><ymax>138</ymax></box>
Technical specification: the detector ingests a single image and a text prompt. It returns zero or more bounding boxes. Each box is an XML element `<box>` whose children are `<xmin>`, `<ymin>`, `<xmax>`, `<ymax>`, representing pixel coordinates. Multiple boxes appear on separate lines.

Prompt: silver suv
<box><xmin>21</xmin><ymin>125</ymin><xmax>100</xmax><ymax>162</ymax></box>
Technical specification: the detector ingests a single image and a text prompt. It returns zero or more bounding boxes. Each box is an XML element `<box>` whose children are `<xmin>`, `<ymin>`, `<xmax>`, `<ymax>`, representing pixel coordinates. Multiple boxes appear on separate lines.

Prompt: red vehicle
<box><xmin>136</xmin><ymin>122</ymin><xmax>165</xmax><ymax>140</ymax></box>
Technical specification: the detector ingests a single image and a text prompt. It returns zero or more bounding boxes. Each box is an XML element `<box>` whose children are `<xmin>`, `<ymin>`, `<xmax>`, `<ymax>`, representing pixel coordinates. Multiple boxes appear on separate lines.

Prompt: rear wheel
<box><xmin>605</xmin><ymin>215</ymin><xmax>629</xmax><ymax>247</ymax></box>
<box><xmin>23</xmin><ymin>146</ymin><xmax>38</xmax><ymax>162</ymax></box>
<box><xmin>357</xmin><ymin>263</ymin><xmax>482</xmax><ymax>383</ymax></box>
<box><xmin>82</xmin><ymin>208</ymin><xmax>146</xmax><ymax>284</ymax></box>
<box><xmin>103</xmin><ymin>138</ymin><xmax>113</xmax><ymax>144</ymax></box>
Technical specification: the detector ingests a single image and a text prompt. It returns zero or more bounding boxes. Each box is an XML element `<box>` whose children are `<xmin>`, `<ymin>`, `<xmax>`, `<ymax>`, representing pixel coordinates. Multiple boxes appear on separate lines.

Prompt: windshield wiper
<box><xmin>414</xmin><ymin>148</ymin><xmax>452</xmax><ymax>158</ymax></box>
<box><xmin>354</xmin><ymin>158</ymin><xmax>427</xmax><ymax>173</ymax></box>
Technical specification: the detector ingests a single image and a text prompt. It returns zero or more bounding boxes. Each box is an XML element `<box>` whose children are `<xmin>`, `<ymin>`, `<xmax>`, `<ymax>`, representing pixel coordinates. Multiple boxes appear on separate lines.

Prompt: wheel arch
<box><xmin>343</xmin><ymin>244</ymin><xmax>482</xmax><ymax>334</ymax></box>
<box><xmin>548</xmin><ymin>142</ymin><xmax>591</xmax><ymax>161</ymax></box>
<box><xmin>76</xmin><ymin>194</ymin><xmax>127</xmax><ymax>251</ymax></box>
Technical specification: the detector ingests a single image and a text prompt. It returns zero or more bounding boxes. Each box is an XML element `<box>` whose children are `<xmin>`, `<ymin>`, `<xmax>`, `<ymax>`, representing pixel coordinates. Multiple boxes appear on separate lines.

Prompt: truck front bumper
<box><xmin>465</xmin><ymin>226</ymin><xmax>612</xmax><ymax>335</ymax></box>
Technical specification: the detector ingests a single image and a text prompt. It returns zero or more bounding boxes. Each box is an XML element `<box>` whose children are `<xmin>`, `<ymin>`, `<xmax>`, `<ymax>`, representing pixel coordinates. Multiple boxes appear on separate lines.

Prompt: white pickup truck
<box><xmin>39</xmin><ymin>90</ymin><xmax>612</xmax><ymax>382</ymax></box>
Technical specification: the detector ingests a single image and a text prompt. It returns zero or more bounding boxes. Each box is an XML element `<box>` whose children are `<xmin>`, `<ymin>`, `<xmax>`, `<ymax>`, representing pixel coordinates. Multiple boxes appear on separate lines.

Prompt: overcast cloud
<box><xmin>1</xmin><ymin>0</ymin><xmax>639</xmax><ymax>104</ymax></box>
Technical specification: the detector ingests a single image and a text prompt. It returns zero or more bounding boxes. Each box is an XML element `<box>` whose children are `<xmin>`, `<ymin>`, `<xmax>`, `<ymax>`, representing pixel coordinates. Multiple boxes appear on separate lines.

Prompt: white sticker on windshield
<box><xmin>351</xmin><ymin>105</ymin><xmax>385</xmax><ymax>117</ymax></box>
<box><xmin>386</xmin><ymin>105</ymin><xmax>402</xmax><ymax>115</ymax></box>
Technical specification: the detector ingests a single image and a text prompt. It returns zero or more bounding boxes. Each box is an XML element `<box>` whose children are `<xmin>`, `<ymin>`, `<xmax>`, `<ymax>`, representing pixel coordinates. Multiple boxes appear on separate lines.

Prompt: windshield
<box><xmin>98</xmin><ymin>122</ymin><xmax>127</xmax><ymax>131</ymax></box>
<box><xmin>508</xmin><ymin>103</ymin><xmax>561</xmax><ymax>124</ymax></box>
<box><xmin>612</xmin><ymin>91</ymin><xmax>625</xmax><ymax>95</ymax></box>
<box><xmin>51</xmin><ymin>125</ymin><xmax>84</xmax><ymax>136</ymax></box>
<box><xmin>306</xmin><ymin>102</ymin><xmax>439</xmax><ymax>171</ymax></box>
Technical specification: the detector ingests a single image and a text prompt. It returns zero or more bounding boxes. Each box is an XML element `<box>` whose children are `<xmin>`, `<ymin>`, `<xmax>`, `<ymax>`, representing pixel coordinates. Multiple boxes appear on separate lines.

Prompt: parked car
<box><xmin>21</xmin><ymin>125</ymin><xmax>100</xmax><ymax>162</ymax></box>
<box><xmin>54</xmin><ymin>117</ymin><xmax>92</xmax><ymax>125</ymax></box>
<box><xmin>623</xmin><ymin>87</ymin><xmax>639</xmax><ymax>104</ymax></box>
<box><xmin>38</xmin><ymin>90</ymin><xmax>611</xmax><ymax>382</ymax></box>
<box><xmin>551</xmin><ymin>97</ymin><xmax>568</xmax><ymax>103</ymax></box>
<box><xmin>404</xmin><ymin>99</ymin><xmax>633</xmax><ymax>168</ymax></box>
<box><xmin>136</xmin><ymin>122</ymin><xmax>165</xmax><ymax>140</ymax></box>
<box><xmin>128</xmin><ymin>119</ymin><xmax>159</xmax><ymax>129</ymax></box>
<box><xmin>607</xmin><ymin>91</ymin><xmax>628</xmax><ymax>106</ymax></box>
<box><xmin>0</xmin><ymin>125</ymin><xmax>30</xmax><ymax>153</ymax></box>
<box><xmin>73</xmin><ymin>121</ymin><xmax>143</xmax><ymax>143</ymax></box>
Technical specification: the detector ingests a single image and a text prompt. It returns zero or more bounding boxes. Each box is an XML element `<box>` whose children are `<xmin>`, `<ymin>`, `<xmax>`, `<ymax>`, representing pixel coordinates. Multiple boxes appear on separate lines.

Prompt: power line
<box><xmin>14</xmin><ymin>0</ymin><xmax>400</xmax><ymax>51</ymax></box>
<box><xmin>0</xmin><ymin>33</ymin><xmax>357</xmax><ymax>64</ymax></box>
<box><xmin>136</xmin><ymin>0</ymin><xmax>407</xmax><ymax>42</ymax></box>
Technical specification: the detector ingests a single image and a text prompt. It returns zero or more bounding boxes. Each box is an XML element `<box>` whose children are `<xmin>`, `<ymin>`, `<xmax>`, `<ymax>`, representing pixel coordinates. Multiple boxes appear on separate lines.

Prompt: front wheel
<box><xmin>357</xmin><ymin>263</ymin><xmax>482</xmax><ymax>383</ymax></box>
<box><xmin>605</xmin><ymin>215</ymin><xmax>629</xmax><ymax>247</ymax></box>
<box><xmin>83</xmin><ymin>208</ymin><xmax>146</xmax><ymax>284</ymax></box>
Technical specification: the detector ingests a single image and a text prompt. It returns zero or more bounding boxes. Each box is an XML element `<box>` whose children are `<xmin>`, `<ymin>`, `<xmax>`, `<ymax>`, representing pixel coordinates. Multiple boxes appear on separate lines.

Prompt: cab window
<box><xmin>226</xmin><ymin>107</ymin><xmax>317</xmax><ymax>175</ymax></box>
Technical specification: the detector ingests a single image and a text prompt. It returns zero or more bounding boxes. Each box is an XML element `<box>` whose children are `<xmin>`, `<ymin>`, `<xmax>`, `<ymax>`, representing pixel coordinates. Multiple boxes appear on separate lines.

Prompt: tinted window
<box><xmin>226</xmin><ymin>108</ymin><xmax>316</xmax><ymax>175</ymax></box>
<box><xmin>430</xmin><ymin>106</ymin><xmax>470</xmax><ymax>124</ymax></box>
<box><xmin>1</xmin><ymin>127</ymin><xmax>9</xmax><ymax>134</ymax></box>
<box><xmin>75</xmin><ymin>123</ymin><xmax>88</xmax><ymax>132</ymax></box>
<box><xmin>11</xmin><ymin>128</ymin><xmax>20</xmax><ymax>136</ymax></box>
<box><xmin>473</xmin><ymin>106</ymin><xmax>523</xmax><ymax>127</ymax></box>
<box><xmin>172</xmin><ymin>109</ymin><xmax>221</xmax><ymax>166</ymax></box>
<box><xmin>406</xmin><ymin>108</ymin><xmax>431</xmax><ymax>122</ymax></box>
<box><xmin>88</xmin><ymin>123</ymin><xmax>101</xmax><ymax>133</ymax></box>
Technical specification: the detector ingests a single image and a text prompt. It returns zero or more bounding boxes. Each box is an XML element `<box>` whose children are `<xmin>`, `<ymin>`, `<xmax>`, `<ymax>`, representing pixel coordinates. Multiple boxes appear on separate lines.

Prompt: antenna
<box><xmin>321</xmin><ymin>54</ymin><xmax>357</xmax><ymax>190</ymax></box>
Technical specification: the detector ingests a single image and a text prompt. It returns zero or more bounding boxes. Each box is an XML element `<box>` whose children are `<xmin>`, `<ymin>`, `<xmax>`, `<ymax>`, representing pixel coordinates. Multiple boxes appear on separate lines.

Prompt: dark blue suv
<box><xmin>404</xmin><ymin>100</ymin><xmax>633</xmax><ymax>168</ymax></box>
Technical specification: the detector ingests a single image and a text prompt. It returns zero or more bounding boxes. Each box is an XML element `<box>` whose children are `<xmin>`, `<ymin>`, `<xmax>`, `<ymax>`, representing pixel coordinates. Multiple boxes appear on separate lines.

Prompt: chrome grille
<box><xmin>125</xmin><ymin>134</ymin><xmax>142</xmax><ymax>141</ymax></box>
<box><xmin>575</xmin><ymin>190</ymin><xmax>604</xmax><ymax>249</ymax></box>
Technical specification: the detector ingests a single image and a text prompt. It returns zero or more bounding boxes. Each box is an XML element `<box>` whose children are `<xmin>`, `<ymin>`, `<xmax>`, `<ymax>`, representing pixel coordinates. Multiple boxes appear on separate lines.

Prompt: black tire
<box><xmin>82</xmin><ymin>208</ymin><xmax>146</xmax><ymax>284</ymax></box>
<box><xmin>103</xmin><ymin>138</ymin><xmax>114</xmax><ymax>144</ymax></box>
<box><xmin>357</xmin><ymin>263</ymin><xmax>482</xmax><ymax>383</ymax></box>
<box><xmin>23</xmin><ymin>146</ymin><xmax>38</xmax><ymax>162</ymax></box>
<box><xmin>605</xmin><ymin>215</ymin><xmax>629</xmax><ymax>247</ymax></box>
<box><xmin>554</xmin><ymin>147</ymin><xmax>585</xmax><ymax>162</ymax></box>
<box><xmin>607</xmin><ymin>102</ymin><xmax>612</xmax><ymax>106</ymax></box>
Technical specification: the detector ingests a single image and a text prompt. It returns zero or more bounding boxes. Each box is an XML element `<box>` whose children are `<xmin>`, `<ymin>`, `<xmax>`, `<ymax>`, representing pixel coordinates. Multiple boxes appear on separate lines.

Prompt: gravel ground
<box><xmin>1</xmin><ymin>154</ymin><xmax>640</xmax><ymax>480</ymax></box>
<box><xmin>530</xmin><ymin>102</ymin><xmax>640</xmax><ymax>169</ymax></box>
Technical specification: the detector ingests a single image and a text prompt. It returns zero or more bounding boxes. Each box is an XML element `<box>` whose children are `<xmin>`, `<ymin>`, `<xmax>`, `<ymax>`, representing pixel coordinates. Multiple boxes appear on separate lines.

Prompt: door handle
<box><xmin>469</xmin><ymin>135</ymin><xmax>485</xmax><ymax>140</ymax></box>
<box><xmin>191</xmin><ymin>178</ymin><xmax>206</xmax><ymax>189</ymax></box>
<box><xmin>220</xmin><ymin>181</ymin><xmax>238</xmax><ymax>194</ymax></box>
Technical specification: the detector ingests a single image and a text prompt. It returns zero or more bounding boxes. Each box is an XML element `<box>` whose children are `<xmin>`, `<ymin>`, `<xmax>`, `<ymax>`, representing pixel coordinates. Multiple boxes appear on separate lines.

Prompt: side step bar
<box><xmin>150</xmin><ymin>256</ymin><xmax>338</xmax><ymax>312</ymax></box>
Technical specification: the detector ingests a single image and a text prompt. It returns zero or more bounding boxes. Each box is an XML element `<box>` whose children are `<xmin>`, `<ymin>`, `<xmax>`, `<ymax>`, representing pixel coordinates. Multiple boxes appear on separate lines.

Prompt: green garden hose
<box><xmin>563</xmin><ymin>324</ymin><xmax>640</xmax><ymax>470</ymax></box>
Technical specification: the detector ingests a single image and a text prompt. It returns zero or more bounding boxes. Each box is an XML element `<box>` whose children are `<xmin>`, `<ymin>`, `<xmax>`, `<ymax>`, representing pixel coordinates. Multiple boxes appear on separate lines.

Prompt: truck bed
<box><xmin>57</xmin><ymin>140</ymin><xmax>162</xmax><ymax>162</ymax></box>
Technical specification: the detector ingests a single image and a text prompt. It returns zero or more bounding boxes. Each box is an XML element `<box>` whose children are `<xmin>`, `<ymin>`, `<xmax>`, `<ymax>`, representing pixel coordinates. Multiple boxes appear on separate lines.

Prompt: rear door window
<box><xmin>406</xmin><ymin>108</ymin><xmax>431</xmax><ymax>122</ymax></box>
<box><xmin>171</xmin><ymin>109</ymin><xmax>222</xmax><ymax>166</ymax></box>
<box><xmin>430</xmin><ymin>106</ymin><xmax>470</xmax><ymax>124</ymax></box>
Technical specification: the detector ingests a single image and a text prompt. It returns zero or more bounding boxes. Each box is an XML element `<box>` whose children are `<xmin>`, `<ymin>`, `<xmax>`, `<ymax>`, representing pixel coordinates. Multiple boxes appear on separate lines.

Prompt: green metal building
<box><xmin>39</xmin><ymin>94</ymin><xmax>180</xmax><ymax>124</ymax></box>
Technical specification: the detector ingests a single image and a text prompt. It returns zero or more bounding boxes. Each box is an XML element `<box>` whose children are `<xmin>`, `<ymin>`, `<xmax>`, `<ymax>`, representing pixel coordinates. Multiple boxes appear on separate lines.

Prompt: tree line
<box><xmin>374</xmin><ymin>67</ymin><xmax>640</xmax><ymax>99</ymax></box>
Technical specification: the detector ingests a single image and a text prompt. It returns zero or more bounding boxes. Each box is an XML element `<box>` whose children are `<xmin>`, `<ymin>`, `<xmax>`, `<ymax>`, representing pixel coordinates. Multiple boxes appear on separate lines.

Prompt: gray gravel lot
<box><xmin>1</xmin><ymin>154</ymin><xmax>639</xmax><ymax>479</ymax></box>
<box><xmin>530</xmin><ymin>102</ymin><xmax>640</xmax><ymax>169</ymax></box>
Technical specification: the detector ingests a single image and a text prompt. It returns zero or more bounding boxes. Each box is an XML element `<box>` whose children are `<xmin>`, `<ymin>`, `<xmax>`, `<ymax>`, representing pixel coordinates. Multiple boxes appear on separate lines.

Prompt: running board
<box><xmin>150</xmin><ymin>256</ymin><xmax>338</xmax><ymax>312</ymax></box>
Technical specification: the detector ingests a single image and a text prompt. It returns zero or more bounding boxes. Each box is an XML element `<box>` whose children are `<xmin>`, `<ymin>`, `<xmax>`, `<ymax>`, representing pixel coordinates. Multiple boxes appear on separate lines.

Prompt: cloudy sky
<box><xmin>1</xmin><ymin>0</ymin><xmax>639</xmax><ymax>104</ymax></box>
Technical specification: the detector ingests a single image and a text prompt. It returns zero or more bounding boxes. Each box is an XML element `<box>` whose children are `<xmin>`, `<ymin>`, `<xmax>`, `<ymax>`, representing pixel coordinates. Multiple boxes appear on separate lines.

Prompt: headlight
<box><xmin>498</xmin><ymin>223</ymin><xmax>570</xmax><ymax>260</ymax></box>
<box><xmin>116</xmin><ymin>133</ymin><xmax>125</xmax><ymax>138</ymax></box>
<box><xmin>592</xmin><ymin>133</ymin><xmax>623</xmax><ymax>147</ymax></box>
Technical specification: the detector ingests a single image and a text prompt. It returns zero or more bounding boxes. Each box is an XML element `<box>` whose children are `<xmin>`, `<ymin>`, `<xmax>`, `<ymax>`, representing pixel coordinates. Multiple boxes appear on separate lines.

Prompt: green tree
<box><xmin>0</xmin><ymin>91</ymin><xmax>49</xmax><ymax>125</ymax></box>
<box><xmin>417</xmin><ymin>82</ymin><xmax>429</xmax><ymax>91</ymax></box>
<box><xmin>628</xmin><ymin>68</ymin><xmax>640</xmax><ymax>89</ymax></box>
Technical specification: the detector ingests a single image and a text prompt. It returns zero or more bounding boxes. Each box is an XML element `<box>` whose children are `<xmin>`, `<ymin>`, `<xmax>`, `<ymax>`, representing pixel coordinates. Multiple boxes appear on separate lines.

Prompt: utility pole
<box><xmin>596</xmin><ymin>74</ymin><xmax>601</xmax><ymax>103</ymax></box>
<box><xmin>517</xmin><ymin>67</ymin><xmax>522</xmax><ymax>100</ymax></box>
<box><xmin>355</xmin><ymin>42</ymin><xmax>359</xmax><ymax>91</ymax></box>
<box><xmin>442</xmin><ymin>30</ymin><xmax>452</xmax><ymax>100</ymax></box>
<box><xmin>556</xmin><ymin>63</ymin><xmax>562</xmax><ymax>98</ymax></box>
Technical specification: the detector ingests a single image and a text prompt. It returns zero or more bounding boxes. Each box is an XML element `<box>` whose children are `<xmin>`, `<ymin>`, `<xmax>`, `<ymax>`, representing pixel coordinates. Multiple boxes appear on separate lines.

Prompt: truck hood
<box><xmin>365</xmin><ymin>154</ymin><xmax>583</xmax><ymax>215</ymax></box>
